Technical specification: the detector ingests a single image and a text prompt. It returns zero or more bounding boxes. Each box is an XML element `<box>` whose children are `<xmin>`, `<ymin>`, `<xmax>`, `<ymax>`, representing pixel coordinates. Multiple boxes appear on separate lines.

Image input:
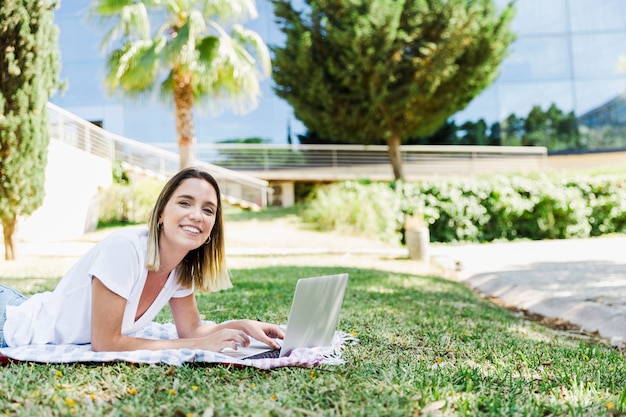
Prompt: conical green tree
<box><xmin>272</xmin><ymin>0</ymin><xmax>516</xmax><ymax>180</ymax></box>
<box><xmin>0</xmin><ymin>0</ymin><xmax>61</xmax><ymax>260</ymax></box>
<box><xmin>93</xmin><ymin>0</ymin><xmax>271</xmax><ymax>168</ymax></box>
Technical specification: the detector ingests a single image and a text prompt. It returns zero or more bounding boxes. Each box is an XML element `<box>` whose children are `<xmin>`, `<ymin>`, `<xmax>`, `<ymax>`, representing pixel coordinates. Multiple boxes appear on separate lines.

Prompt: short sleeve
<box><xmin>171</xmin><ymin>285</ymin><xmax>194</xmax><ymax>298</ymax></box>
<box><xmin>88</xmin><ymin>234</ymin><xmax>143</xmax><ymax>300</ymax></box>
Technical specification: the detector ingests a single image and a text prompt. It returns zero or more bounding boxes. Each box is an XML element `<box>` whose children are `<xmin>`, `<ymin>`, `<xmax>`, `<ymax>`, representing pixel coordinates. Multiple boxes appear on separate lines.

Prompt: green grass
<box><xmin>2</xmin><ymin>266</ymin><xmax>626</xmax><ymax>416</ymax></box>
<box><xmin>223</xmin><ymin>205</ymin><xmax>303</xmax><ymax>222</ymax></box>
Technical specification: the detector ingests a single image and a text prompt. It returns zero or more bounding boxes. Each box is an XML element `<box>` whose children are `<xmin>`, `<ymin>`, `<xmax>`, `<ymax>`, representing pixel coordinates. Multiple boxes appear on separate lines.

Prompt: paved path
<box><xmin>430</xmin><ymin>236</ymin><xmax>626</xmax><ymax>348</ymax></box>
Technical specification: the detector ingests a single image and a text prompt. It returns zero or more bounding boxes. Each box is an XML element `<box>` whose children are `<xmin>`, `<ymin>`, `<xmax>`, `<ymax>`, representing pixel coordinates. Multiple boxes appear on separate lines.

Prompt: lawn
<box><xmin>1</xmin><ymin>265</ymin><xmax>625</xmax><ymax>416</ymax></box>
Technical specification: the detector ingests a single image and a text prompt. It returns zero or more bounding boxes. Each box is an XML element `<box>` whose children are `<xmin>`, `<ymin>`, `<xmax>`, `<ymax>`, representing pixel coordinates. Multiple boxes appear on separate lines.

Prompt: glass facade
<box><xmin>457</xmin><ymin>0</ymin><xmax>626</xmax><ymax>149</ymax></box>
<box><xmin>49</xmin><ymin>1</ymin><xmax>626</xmax><ymax>147</ymax></box>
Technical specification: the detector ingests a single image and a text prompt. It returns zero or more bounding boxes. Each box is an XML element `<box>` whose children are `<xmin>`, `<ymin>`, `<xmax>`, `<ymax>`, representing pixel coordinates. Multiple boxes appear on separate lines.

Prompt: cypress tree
<box><xmin>0</xmin><ymin>0</ymin><xmax>61</xmax><ymax>260</ymax></box>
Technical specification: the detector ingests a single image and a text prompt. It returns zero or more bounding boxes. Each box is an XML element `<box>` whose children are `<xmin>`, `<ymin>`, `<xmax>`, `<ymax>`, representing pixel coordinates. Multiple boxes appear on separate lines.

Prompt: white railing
<box><xmin>152</xmin><ymin>142</ymin><xmax>548</xmax><ymax>177</ymax></box>
<box><xmin>46</xmin><ymin>102</ymin><xmax>270</xmax><ymax>208</ymax></box>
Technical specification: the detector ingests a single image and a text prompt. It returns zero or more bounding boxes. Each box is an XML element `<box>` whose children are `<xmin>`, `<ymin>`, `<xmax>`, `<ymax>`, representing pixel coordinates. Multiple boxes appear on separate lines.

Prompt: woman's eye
<box><xmin>179</xmin><ymin>201</ymin><xmax>191</xmax><ymax>207</ymax></box>
<box><xmin>203</xmin><ymin>208</ymin><xmax>214</xmax><ymax>215</ymax></box>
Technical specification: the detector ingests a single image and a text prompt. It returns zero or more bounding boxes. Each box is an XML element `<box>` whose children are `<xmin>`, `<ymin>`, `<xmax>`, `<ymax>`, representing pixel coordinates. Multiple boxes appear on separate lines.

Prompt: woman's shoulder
<box><xmin>99</xmin><ymin>227</ymin><xmax>149</xmax><ymax>248</ymax></box>
<box><xmin>84</xmin><ymin>227</ymin><xmax>149</xmax><ymax>269</ymax></box>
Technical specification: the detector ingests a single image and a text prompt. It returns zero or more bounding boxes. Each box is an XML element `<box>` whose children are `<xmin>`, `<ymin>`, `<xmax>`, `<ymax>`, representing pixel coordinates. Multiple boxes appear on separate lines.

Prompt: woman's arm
<box><xmin>90</xmin><ymin>278</ymin><xmax>251</xmax><ymax>352</ymax></box>
<box><xmin>169</xmin><ymin>294</ymin><xmax>285</xmax><ymax>350</ymax></box>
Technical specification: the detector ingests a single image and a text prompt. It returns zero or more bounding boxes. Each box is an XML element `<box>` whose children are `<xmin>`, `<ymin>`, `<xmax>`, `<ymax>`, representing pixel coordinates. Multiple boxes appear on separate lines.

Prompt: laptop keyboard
<box><xmin>245</xmin><ymin>349</ymin><xmax>281</xmax><ymax>360</ymax></box>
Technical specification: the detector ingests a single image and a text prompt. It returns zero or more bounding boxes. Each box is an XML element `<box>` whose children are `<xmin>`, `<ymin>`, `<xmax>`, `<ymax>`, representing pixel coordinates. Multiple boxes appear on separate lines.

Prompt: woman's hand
<box><xmin>228</xmin><ymin>319</ymin><xmax>285</xmax><ymax>350</ymax></box>
<box><xmin>179</xmin><ymin>319</ymin><xmax>285</xmax><ymax>352</ymax></box>
<box><xmin>195</xmin><ymin>327</ymin><xmax>252</xmax><ymax>352</ymax></box>
<box><xmin>169</xmin><ymin>296</ymin><xmax>284</xmax><ymax>351</ymax></box>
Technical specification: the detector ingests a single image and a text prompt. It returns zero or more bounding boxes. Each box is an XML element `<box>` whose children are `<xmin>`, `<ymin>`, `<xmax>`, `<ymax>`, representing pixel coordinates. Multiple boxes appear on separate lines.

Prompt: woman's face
<box><xmin>159</xmin><ymin>177</ymin><xmax>218</xmax><ymax>253</ymax></box>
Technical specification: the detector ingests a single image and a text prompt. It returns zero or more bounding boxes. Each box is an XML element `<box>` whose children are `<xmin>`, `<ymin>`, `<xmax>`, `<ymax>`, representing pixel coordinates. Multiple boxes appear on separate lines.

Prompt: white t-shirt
<box><xmin>4</xmin><ymin>228</ymin><xmax>193</xmax><ymax>347</ymax></box>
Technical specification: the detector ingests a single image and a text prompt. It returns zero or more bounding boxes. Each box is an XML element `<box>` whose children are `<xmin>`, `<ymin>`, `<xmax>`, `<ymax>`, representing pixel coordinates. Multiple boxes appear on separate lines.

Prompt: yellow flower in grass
<box><xmin>607</xmin><ymin>402</ymin><xmax>615</xmax><ymax>410</ymax></box>
<box><xmin>271</xmin><ymin>394</ymin><xmax>278</xmax><ymax>401</ymax></box>
<box><xmin>169</xmin><ymin>388</ymin><xmax>177</xmax><ymax>396</ymax></box>
<box><xmin>65</xmin><ymin>398</ymin><xmax>76</xmax><ymax>407</ymax></box>
<box><xmin>128</xmin><ymin>388</ymin><xmax>138</xmax><ymax>395</ymax></box>
<box><xmin>191</xmin><ymin>385</ymin><xmax>199</xmax><ymax>391</ymax></box>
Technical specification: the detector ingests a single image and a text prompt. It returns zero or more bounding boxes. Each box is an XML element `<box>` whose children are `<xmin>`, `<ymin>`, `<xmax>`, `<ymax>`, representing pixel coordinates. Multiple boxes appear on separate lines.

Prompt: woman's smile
<box><xmin>159</xmin><ymin>177</ymin><xmax>218</xmax><ymax>253</ymax></box>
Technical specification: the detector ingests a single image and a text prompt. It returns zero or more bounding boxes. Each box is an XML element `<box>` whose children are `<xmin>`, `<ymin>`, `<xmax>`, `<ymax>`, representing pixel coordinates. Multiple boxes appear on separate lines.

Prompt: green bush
<box><xmin>301</xmin><ymin>180</ymin><xmax>402</xmax><ymax>244</ymax></box>
<box><xmin>406</xmin><ymin>179</ymin><xmax>491</xmax><ymax>243</ymax></box>
<box><xmin>479</xmin><ymin>176</ymin><xmax>536</xmax><ymax>241</ymax></box>
<box><xmin>302</xmin><ymin>173</ymin><xmax>626</xmax><ymax>245</ymax></box>
<box><xmin>98</xmin><ymin>178</ymin><xmax>164</xmax><ymax>227</ymax></box>
<box><xmin>566</xmin><ymin>175</ymin><xmax>626</xmax><ymax>236</ymax></box>
<box><xmin>111</xmin><ymin>160</ymin><xmax>130</xmax><ymax>185</ymax></box>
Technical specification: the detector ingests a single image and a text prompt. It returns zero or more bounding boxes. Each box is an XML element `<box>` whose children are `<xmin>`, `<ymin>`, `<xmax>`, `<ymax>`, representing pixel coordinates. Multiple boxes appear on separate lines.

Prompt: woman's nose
<box><xmin>189</xmin><ymin>205</ymin><xmax>202</xmax><ymax>220</ymax></box>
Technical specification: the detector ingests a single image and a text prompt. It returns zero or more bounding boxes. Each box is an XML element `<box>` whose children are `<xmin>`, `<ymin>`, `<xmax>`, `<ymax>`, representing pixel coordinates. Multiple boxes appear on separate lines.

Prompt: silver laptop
<box><xmin>222</xmin><ymin>273</ymin><xmax>349</xmax><ymax>360</ymax></box>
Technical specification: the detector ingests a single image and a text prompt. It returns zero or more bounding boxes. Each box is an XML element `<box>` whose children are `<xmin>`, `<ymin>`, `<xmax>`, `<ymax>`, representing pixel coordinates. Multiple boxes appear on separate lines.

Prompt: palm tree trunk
<box><xmin>173</xmin><ymin>70</ymin><xmax>196</xmax><ymax>169</ymax></box>
<box><xmin>387</xmin><ymin>134</ymin><xmax>404</xmax><ymax>181</ymax></box>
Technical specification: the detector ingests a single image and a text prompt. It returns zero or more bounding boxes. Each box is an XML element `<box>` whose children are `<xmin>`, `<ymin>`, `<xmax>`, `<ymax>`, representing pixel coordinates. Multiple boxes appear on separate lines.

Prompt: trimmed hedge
<box><xmin>302</xmin><ymin>174</ymin><xmax>626</xmax><ymax>244</ymax></box>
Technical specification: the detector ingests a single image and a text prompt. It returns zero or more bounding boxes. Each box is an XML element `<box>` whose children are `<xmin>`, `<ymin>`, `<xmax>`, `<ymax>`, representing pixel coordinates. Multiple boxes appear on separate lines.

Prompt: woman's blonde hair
<box><xmin>146</xmin><ymin>167</ymin><xmax>231</xmax><ymax>292</ymax></box>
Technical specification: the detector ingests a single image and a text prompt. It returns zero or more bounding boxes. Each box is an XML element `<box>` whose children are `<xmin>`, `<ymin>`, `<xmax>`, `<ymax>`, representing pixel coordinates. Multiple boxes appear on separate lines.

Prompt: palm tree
<box><xmin>93</xmin><ymin>0</ymin><xmax>271</xmax><ymax>168</ymax></box>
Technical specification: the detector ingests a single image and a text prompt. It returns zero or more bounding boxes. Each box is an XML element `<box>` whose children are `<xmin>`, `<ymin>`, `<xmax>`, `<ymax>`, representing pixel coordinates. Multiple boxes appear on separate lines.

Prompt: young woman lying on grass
<box><xmin>0</xmin><ymin>167</ymin><xmax>284</xmax><ymax>352</ymax></box>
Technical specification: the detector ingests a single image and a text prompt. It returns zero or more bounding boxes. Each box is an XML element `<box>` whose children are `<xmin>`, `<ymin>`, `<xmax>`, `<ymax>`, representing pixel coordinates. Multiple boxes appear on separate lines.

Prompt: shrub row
<box><xmin>302</xmin><ymin>174</ymin><xmax>626</xmax><ymax>244</ymax></box>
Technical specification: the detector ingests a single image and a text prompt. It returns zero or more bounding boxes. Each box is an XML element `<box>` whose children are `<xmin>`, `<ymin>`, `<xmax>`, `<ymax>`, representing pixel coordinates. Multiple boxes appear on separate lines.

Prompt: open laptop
<box><xmin>221</xmin><ymin>273</ymin><xmax>349</xmax><ymax>360</ymax></box>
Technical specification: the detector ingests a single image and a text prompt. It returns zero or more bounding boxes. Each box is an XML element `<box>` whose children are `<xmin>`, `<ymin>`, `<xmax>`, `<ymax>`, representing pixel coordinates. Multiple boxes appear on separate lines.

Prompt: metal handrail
<box><xmin>45</xmin><ymin>102</ymin><xmax>270</xmax><ymax>208</ymax></box>
<box><xmin>151</xmin><ymin>142</ymin><xmax>548</xmax><ymax>172</ymax></box>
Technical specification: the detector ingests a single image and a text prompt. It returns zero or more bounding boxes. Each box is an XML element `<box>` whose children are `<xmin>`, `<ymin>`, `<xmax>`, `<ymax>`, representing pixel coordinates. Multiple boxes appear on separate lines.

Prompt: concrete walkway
<box><xmin>430</xmin><ymin>236</ymin><xmax>626</xmax><ymax>348</ymax></box>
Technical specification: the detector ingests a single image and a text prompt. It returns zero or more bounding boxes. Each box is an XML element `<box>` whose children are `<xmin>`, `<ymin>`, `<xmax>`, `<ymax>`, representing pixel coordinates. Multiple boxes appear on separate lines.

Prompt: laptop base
<box><xmin>243</xmin><ymin>349</ymin><xmax>281</xmax><ymax>360</ymax></box>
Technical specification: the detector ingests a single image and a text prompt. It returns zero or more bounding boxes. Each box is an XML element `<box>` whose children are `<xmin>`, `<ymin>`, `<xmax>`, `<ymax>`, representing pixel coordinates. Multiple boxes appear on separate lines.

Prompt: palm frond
<box><xmin>160</xmin><ymin>0</ymin><xmax>184</xmax><ymax>15</ymax></box>
<box><xmin>95</xmin><ymin>0</ymin><xmax>151</xmax><ymax>50</ymax></box>
<box><xmin>196</xmin><ymin>36</ymin><xmax>220</xmax><ymax>63</ymax></box>
<box><xmin>230</xmin><ymin>23</ymin><xmax>271</xmax><ymax>75</ymax></box>
<box><xmin>95</xmin><ymin>0</ymin><xmax>270</xmax><ymax>114</ymax></box>
<box><xmin>201</xmin><ymin>0</ymin><xmax>259</xmax><ymax>24</ymax></box>
<box><xmin>163</xmin><ymin>20</ymin><xmax>193</xmax><ymax>65</ymax></box>
<box><xmin>105</xmin><ymin>39</ymin><xmax>160</xmax><ymax>93</ymax></box>
<box><xmin>94</xmin><ymin>0</ymin><xmax>135</xmax><ymax>15</ymax></box>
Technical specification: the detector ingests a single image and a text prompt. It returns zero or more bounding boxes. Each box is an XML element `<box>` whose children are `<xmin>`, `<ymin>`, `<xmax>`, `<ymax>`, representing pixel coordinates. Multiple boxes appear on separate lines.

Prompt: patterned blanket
<box><xmin>0</xmin><ymin>322</ymin><xmax>356</xmax><ymax>369</ymax></box>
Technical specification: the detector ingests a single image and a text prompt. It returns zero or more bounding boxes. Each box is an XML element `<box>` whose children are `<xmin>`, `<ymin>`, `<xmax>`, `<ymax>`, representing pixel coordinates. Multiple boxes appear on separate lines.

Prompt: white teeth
<box><xmin>182</xmin><ymin>226</ymin><xmax>201</xmax><ymax>234</ymax></box>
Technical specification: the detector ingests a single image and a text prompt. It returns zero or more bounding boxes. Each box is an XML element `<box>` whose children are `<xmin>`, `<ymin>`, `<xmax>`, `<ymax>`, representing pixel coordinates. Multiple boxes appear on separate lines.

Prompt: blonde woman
<box><xmin>0</xmin><ymin>167</ymin><xmax>284</xmax><ymax>352</ymax></box>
